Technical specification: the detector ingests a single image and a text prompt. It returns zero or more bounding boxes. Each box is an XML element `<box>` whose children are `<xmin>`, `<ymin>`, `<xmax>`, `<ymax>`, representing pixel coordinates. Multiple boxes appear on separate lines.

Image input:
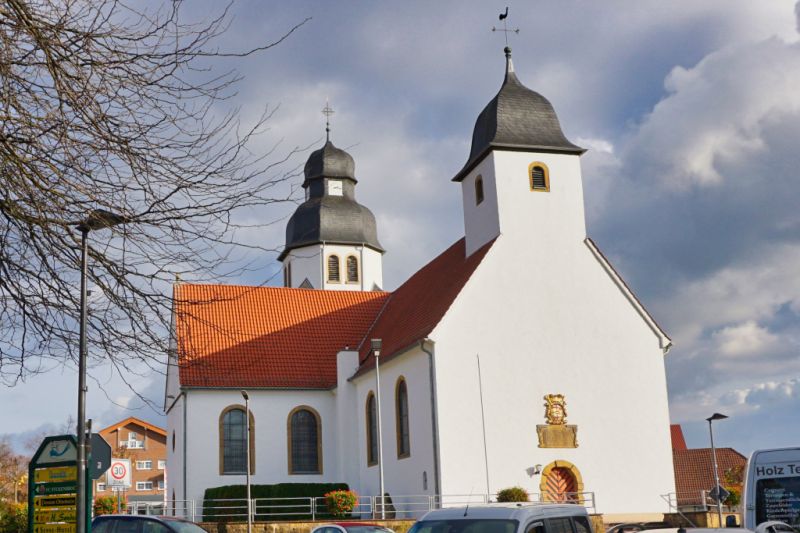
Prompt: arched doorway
<box><xmin>540</xmin><ymin>460</ymin><xmax>584</xmax><ymax>503</ymax></box>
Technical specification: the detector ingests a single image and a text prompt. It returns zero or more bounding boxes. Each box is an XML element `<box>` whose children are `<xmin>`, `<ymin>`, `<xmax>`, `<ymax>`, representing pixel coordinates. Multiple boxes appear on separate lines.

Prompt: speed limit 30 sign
<box><xmin>107</xmin><ymin>458</ymin><xmax>131</xmax><ymax>488</ymax></box>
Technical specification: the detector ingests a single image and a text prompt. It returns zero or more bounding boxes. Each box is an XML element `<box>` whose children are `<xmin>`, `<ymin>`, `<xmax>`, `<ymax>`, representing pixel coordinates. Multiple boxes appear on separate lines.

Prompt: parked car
<box><xmin>311</xmin><ymin>523</ymin><xmax>395</xmax><ymax>533</ymax></box>
<box><xmin>92</xmin><ymin>515</ymin><xmax>209</xmax><ymax>533</ymax></box>
<box><xmin>408</xmin><ymin>503</ymin><xmax>593</xmax><ymax>533</ymax></box>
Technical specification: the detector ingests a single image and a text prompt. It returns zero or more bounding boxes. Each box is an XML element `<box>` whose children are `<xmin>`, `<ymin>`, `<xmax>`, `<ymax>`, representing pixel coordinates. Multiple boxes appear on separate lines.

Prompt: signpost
<box><xmin>106</xmin><ymin>459</ymin><xmax>131</xmax><ymax>514</ymax></box>
<box><xmin>28</xmin><ymin>435</ymin><xmax>87</xmax><ymax>533</ymax></box>
<box><xmin>89</xmin><ymin>435</ymin><xmax>112</xmax><ymax>481</ymax></box>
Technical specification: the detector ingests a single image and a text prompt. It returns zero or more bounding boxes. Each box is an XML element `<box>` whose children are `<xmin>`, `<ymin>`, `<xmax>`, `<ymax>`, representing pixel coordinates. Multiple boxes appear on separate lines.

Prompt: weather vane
<box><xmin>492</xmin><ymin>7</ymin><xmax>519</xmax><ymax>47</ymax></box>
<box><xmin>322</xmin><ymin>100</ymin><xmax>335</xmax><ymax>142</ymax></box>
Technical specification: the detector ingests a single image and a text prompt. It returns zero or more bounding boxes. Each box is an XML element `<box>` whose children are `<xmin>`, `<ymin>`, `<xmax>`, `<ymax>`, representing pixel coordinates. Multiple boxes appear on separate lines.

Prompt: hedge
<box><xmin>203</xmin><ymin>483</ymin><xmax>349</xmax><ymax>522</ymax></box>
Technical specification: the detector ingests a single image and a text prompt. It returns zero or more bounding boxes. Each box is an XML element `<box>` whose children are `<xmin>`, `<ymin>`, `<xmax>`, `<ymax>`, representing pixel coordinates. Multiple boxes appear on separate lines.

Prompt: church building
<box><xmin>164</xmin><ymin>46</ymin><xmax>676</xmax><ymax>517</ymax></box>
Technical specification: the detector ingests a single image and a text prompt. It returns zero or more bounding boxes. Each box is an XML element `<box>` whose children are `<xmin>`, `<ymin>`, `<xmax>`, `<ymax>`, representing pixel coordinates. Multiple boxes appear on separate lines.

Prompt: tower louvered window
<box><xmin>327</xmin><ymin>255</ymin><xmax>340</xmax><ymax>283</ymax></box>
<box><xmin>346</xmin><ymin>256</ymin><xmax>359</xmax><ymax>283</ymax></box>
<box><xmin>530</xmin><ymin>164</ymin><xmax>549</xmax><ymax>191</ymax></box>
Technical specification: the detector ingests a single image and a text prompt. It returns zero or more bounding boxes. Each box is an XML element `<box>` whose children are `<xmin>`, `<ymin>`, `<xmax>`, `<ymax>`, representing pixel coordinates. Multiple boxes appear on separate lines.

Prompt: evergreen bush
<box><xmin>496</xmin><ymin>486</ymin><xmax>529</xmax><ymax>502</ymax></box>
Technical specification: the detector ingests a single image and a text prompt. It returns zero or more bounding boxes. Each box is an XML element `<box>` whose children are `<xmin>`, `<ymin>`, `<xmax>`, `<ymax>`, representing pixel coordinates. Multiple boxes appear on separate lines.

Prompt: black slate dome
<box><xmin>453</xmin><ymin>47</ymin><xmax>584</xmax><ymax>182</ymax></box>
<box><xmin>303</xmin><ymin>140</ymin><xmax>356</xmax><ymax>185</ymax></box>
<box><xmin>280</xmin><ymin>139</ymin><xmax>383</xmax><ymax>261</ymax></box>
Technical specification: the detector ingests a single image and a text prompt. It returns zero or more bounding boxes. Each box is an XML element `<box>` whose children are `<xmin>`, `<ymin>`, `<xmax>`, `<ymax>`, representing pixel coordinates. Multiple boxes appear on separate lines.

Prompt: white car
<box><xmin>409</xmin><ymin>503</ymin><xmax>593</xmax><ymax>533</ymax></box>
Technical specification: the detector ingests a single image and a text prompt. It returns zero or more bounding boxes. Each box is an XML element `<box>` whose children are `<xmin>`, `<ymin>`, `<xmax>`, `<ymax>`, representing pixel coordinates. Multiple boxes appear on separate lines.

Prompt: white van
<box><xmin>742</xmin><ymin>447</ymin><xmax>800</xmax><ymax>530</ymax></box>
<box><xmin>407</xmin><ymin>503</ymin><xmax>593</xmax><ymax>533</ymax></box>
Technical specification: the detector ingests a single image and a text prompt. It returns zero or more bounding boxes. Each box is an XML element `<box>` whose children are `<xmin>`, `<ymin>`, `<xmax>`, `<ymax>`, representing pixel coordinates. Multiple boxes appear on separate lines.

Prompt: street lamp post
<box><xmin>75</xmin><ymin>209</ymin><xmax>128</xmax><ymax>533</ymax></box>
<box><xmin>706</xmin><ymin>412</ymin><xmax>729</xmax><ymax>527</ymax></box>
<box><xmin>371</xmin><ymin>339</ymin><xmax>385</xmax><ymax>520</ymax></box>
<box><xmin>241</xmin><ymin>390</ymin><xmax>252</xmax><ymax>533</ymax></box>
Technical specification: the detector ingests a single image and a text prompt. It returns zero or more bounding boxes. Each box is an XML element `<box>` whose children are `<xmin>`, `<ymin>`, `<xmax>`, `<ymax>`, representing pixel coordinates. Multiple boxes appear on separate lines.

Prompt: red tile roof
<box><xmin>174</xmin><ymin>238</ymin><xmax>494</xmax><ymax>388</ymax></box>
<box><xmin>99</xmin><ymin>416</ymin><xmax>166</xmax><ymax>436</ymax></box>
<box><xmin>355</xmin><ymin>238</ymin><xmax>494</xmax><ymax>373</ymax></box>
<box><xmin>671</xmin><ymin>424</ymin><xmax>688</xmax><ymax>451</ymax></box>
<box><xmin>175</xmin><ymin>285</ymin><xmax>389</xmax><ymax>388</ymax></box>
<box><xmin>673</xmin><ymin>448</ymin><xmax>746</xmax><ymax>504</ymax></box>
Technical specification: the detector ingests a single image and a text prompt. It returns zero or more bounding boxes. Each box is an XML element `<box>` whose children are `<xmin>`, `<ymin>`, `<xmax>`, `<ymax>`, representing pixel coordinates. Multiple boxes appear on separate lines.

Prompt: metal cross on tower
<box><xmin>322</xmin><ymin>100</ymin><xmax>335</xmax><ymax>142</ymax></box>
<box><xmin>492</xmin><ymin>7</ymin><xmax>520</xmax><ymax>46</ymax></box>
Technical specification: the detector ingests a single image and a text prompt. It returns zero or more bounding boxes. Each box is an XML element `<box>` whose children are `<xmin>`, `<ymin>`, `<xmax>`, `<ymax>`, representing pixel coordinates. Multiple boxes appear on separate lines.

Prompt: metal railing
<box><xmin>148</xmin><ymin>491</ymin><xmax>595</xmax><ymax>522</ymax></box>
<box><xmin>662</xmin><ymin>491</ymin><xmax>741</xmax><ymax>513</ymax></box>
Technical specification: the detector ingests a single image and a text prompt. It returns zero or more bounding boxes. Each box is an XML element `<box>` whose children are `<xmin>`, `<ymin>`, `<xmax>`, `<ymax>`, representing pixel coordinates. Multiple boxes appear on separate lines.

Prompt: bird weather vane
<box><xmin>322</xmin><ymin>100</ymin><xmax>335</xmax><ymax>141</ymax></box>
<box><xmin>492</xmin><ymin>7</ymin><xmax>519</xmax><ymax>47</ymax></box>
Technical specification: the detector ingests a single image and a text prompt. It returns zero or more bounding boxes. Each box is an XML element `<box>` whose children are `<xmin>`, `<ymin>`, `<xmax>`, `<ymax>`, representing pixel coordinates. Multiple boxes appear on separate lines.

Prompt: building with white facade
<box><xmin>164</xmin><ymin>46</ymin><xmax>676</xmax><ymax>517</ymax></box>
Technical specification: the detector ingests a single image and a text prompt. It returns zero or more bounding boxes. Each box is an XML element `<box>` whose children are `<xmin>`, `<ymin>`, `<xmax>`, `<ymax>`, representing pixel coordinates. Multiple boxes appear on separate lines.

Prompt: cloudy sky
<box><xmin>4</xmin><ymin>1</ymin><xmax>800</xmax><ymax>462</ymax></box>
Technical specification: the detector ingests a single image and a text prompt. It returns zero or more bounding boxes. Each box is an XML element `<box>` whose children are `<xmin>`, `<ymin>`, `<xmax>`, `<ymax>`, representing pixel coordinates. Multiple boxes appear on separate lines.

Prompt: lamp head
<box><xmin>241</xmin><ymin>390</ymin><xmax>249</xmax><ymax>401</ymax></box>
<box><xmin>371</xmin><ymin>338</ymin><xmax>382</xmax><ymax>356</ymax></box>
<box><xmin>706</xmin><ymin>412</ymin><xmax>728</xmax><ymax>422</ymax></box>
<box><xmin>76</xmin><ymin>209</ymin><xmax>129</xmax><ymax>232</ymax></box>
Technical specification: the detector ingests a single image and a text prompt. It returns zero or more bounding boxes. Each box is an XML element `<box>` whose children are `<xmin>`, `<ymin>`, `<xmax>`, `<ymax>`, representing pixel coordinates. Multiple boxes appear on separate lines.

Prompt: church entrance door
<box><xmin>544</xmin><ymin>466</ymin><xmax>577</xmax><ymax>502</ymax></box>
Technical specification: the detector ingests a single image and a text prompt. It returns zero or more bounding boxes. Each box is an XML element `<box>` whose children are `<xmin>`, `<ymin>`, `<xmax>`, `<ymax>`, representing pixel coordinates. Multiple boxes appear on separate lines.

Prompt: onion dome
<box><xmin>303</xmin><ymin>140</ymin><xmax>356</xmax><ymax>185</ymax></box>
<box><xmin>279</xmin><ymin>139</ymin><xmax>383</xmax><ymax>261</ymax></box>
<box><xmin>453</xmin><ymin>47</ymin><xmax>584</xmax><ymax>182</ymax></box>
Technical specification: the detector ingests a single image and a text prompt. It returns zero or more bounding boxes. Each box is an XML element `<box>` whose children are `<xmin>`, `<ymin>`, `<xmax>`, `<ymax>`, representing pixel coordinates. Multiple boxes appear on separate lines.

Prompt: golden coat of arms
<box><xmin>537</xmin><ymin>394</ymin><xmax>578</xmax><ymax>448</ymax></box>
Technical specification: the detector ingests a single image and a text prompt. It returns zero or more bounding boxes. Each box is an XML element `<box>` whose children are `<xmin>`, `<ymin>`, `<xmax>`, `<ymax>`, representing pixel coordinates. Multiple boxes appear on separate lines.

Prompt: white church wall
<box><xmin>285</xmin><ymin>245</ymin><xmax>383</xmax><ymax>291</ymax></box>
<box><xmin>181</xmin><ymin>389</ymin><xmax>338</xmax><ymax>504</ymax></box>
<box><xmin>351</xmin><ymin>347</ymin><xmax>436</xmax><ymax>504</ymax></box>
<box><xmin>462</xmin><ymin>155</ymin><xmax>501</xmax><ymax>257</ymax></box>
<box><xmin>285</xmin><ymin>247</ymin><xmax>322</xmax><ymax>289</ymax></box>
<box><xmin>430</xmin><ymin>151</ymin><xmax>674</xmax><ymax>514</ymax></box>
<box><xmin>165</xmin><ymin>393</ymin><xmax>184</xmax><ymax>503</ymax></box>
<box><xmin>430</xmin><ymin>235</ymin><xmax>674</xmax><ymax>514</ymax></box>
<box><xmin>336</xmin><ymin>351</ymin><xmax>361</xmax><ymax>491</ymax></box>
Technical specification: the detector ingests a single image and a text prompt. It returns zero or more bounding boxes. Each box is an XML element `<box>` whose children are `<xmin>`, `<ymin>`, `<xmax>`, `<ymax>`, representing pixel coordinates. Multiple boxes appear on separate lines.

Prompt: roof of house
<box><xmin>671</xmin><ymin>424</ymin><xmax>688</xmax><ymax>451</ymax></box>
<box><xmin>174</xmin><ymin>237</ymin><xmax>494</xmax><ymax>389</ymax></box>
<box><xmin>175</xmin><ymin>285</ymin><xmax>389</xmax><ymax>388</ymax></box>
<box><xmin>672</xmin><ymin>448</ymin><xmax>747</xmax><ymax>498</ymax></box>
<box><xmin>98</xmin><ymin>416</ymin><xmax>166</xmax><ymax>436</ymax></box>
<box><xmin>355</xmin><ymin>238</ymin><xmax>495</xmax><ymax>375</ymax></box>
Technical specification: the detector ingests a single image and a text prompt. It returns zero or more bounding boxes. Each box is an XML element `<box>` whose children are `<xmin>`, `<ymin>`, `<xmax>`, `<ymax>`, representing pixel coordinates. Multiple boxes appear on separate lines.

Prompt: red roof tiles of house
<box><xmin>175</xmin><ymin>284</ymin><xmax>389</xmax><ymax>388</ymax></box>
<box><xmin>671</xmin><ymin>424</ymin><xmax>688</xmax><ymax>451</ymax></box>
<box><xmin>673</xmin><ymin>448</ymin><xmax>746</xmax><ymax>504</ymax></box>
<box><xmin>174</xmin><ymin>238</ymin><xmax>494</xmax><ymax>389</ymax></box>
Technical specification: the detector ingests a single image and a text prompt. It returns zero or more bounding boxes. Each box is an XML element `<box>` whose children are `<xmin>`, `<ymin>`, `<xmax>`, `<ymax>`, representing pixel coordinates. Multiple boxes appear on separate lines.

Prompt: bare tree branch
<box><xmin>0</xmin><ymin>0</ymin><xmax>309</xmax><ymax>385</ymax></box>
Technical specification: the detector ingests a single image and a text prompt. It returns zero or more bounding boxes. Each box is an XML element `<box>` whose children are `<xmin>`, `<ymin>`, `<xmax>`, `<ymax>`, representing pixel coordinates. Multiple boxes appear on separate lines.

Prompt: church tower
<box><xmin>279</xmin><ymin>126</ymin><xmax>384</xmax><ymax>291</ymax></box>
<box><xmin>454</xmin><ymin>47</ymin><xmax>586</xmax><ymax>256</ymax></box>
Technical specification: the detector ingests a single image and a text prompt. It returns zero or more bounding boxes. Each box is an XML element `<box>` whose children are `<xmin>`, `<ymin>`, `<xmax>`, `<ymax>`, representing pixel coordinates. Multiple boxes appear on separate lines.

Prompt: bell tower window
<box><xmin>327</xmin><ymin>255</ymin><xmax>341</xmax><ymax>283</ymax></box>
<box><xmin>346</xmin><ymin>255</ymin><xmax>359</xmax><ymax>283</ymax></box>
<box><xmin>529</xmin><ymin>162</ymin><xmax>550</xmax><ymax>192</ymax></box>
<box><xmin>475</xmin><ymin>175</ymin><xmax>484</xmax><ymax>205</ymax></box>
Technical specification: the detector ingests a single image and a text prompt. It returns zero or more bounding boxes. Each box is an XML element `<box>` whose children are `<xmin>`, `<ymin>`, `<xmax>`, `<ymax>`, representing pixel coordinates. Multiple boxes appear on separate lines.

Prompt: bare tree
<box><xmin>0</xmin><ymin>0</ymin><xmax>309</xmax><ymax>388</ymax></box>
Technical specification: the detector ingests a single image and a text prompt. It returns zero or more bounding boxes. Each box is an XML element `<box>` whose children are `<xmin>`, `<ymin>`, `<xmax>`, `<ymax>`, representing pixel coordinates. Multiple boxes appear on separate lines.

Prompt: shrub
<box><xmin>94</xmin><ymin>495</ymin><xmax>123</xmax><ymax>516</ymax></box>
<box><xmin>496</xmin><ymin>486</ymin><xmax>529</xmax><ymax>502</ymax></box>
<box><xmin>724</xmin><ymin>487</ymin><xmax>741</xmax><ymax>507</ymax></box>
<box><xmin>0</xmin><ymin>503</ymin><xmax>27</xmax><ymax>533</ymax></box>
<box><xmin>202</xmin><ymin>483</ymin><xmax>349</xmax><ymax>522</ymax></box>
<box><xmin>324</xmin><ymin>490</ymin><xmax>358</xmax><ymax>518</ymax></box>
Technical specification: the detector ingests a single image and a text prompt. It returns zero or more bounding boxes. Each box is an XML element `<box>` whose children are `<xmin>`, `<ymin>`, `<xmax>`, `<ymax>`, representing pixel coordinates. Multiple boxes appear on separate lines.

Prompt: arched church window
<box><xmin>219</xmin><ymin>406</ymin><xmax>254</xmax><ymax>474</ymax></box>
<box><xmin>288</xmin><ymin>406</ymin><xmax>322</xmax><ymax>474</ymax></box>
<box><xmin>366</xmin><ymin>392</ymin><xmax>378</xmax><ymax>466</ymax></box>
<box><xmin>529</xmin><ymin>162</ymin><xmax>550</xmax><ymax>192</ymax></box>
<box><xmin>346</xmin><ymin>255</ymin><xmax>359</xmax><ymax>283</ymax></box>
<box><xmin>327</xmin><ymin>255</ymin><xmax>340</xmax><ymax>283</ymax></box>
<box><xmin>395</xmin><ymin>377</ymin><xmax>410</xmax><ymax>458</ymax></box>
<box><xmin>475</xmin><ymin>175</ymin><xmax>484</xmax><ymax>205</ymax></box>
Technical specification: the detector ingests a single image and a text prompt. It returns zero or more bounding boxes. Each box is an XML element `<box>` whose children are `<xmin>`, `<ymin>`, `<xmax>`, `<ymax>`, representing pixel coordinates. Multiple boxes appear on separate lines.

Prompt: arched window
<box><xmin>395</xmin><ymin>378</ymin><xmax>410</xmax><ymax>458</ymax></box>
<box><xmin>475</xmin><ymin>175</ymin><xmax>484</xmax><ymax>205</ymax></box>
<box><xmin>219</xmin><ymin>406</ymin><xmax>254</xmax><ymax>474</ymax></box>
<box><xmin>529</xmin><ymin>162</ymin><xmax>550</xmax><ymax>192</ymax></box>
<box><xmin>366</xmin><ymin>392</ymin><xmax>378</xmax><ymax>466</ymax></box>
<box><xmin>346</xmin><ymin>255</ymin><xmax>359</xmax><ymax>283</ymax></box>
<box><xmin>327</xmin><ymin>255</ymin><xmax>340</xmax><ymax>283</ymax></box>
<box><xmin>288</xmin><ymin>406</ymin><xmax>322</xmax><ymax>474</ymax></box>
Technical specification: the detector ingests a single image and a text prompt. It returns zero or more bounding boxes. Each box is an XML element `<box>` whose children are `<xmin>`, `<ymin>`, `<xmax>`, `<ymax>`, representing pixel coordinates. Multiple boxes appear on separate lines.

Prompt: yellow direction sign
<box><xmin>34</xmin><ymin>467</ymin><xmax>77</xmax><ymax>484</ymax></box>
<box><xmin>34</xmin><ymin>495</ymin><xmax>76</xmax><ymax>508</ymax></box>
<box><xmin>34</xmin><ymin>509</ymin><xmax>76</xmax><ymax>524</ymax></box>
<box><xmin>34</xmin><ymin>524</ymin><xmax>76</xmax><ymax>533</ymax></box>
